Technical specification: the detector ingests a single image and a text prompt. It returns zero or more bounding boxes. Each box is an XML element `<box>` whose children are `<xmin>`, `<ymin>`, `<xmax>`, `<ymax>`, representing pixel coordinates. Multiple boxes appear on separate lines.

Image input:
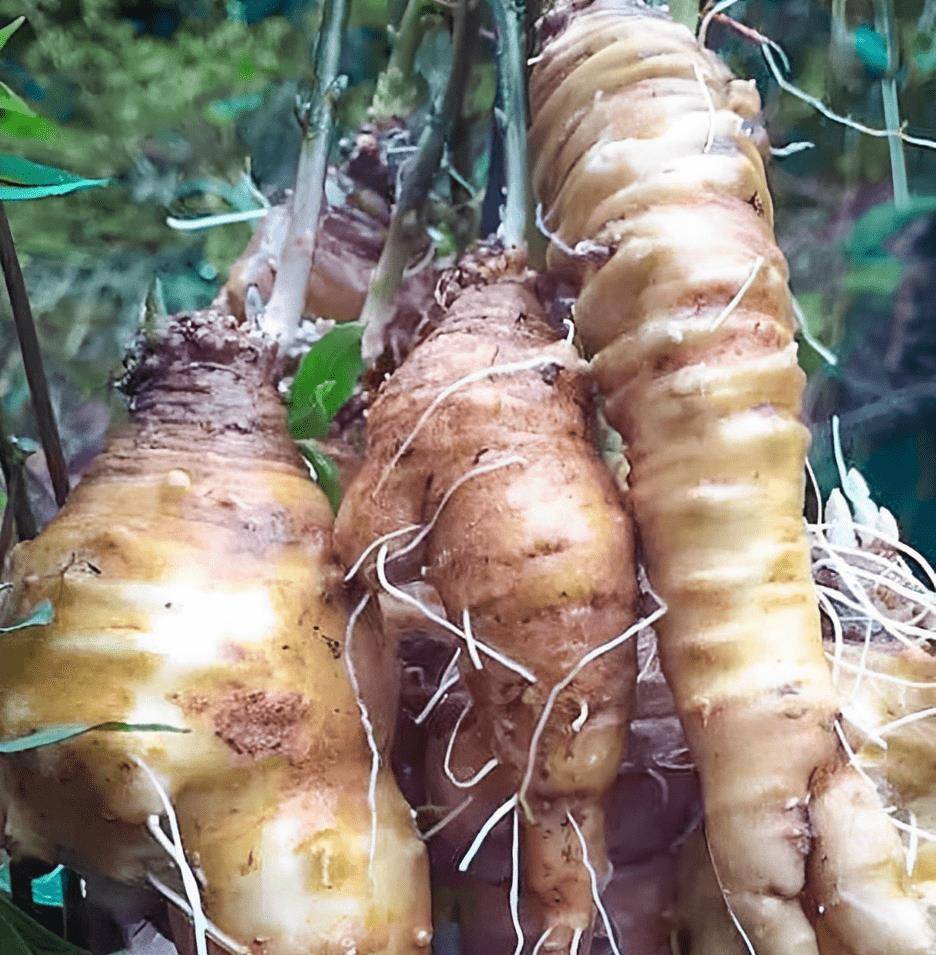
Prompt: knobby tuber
<box><xmin>529</xmin><ymin>2</ymin><xmax>934</xmax><ymax>951</ymax></box>
<box><xmin>219</xmin><ymin>129</ymin><xmax>433</xmax><ymax>333</ymax></box>
<box><xmin>0</xmin><ymin>311</ymin><xmax>431</xmax><ymax>954</ymax></box>
<box><xmin>335</xmin><ymin>247</ymin><xmax>640</xmax><ymax>949</ymax></box>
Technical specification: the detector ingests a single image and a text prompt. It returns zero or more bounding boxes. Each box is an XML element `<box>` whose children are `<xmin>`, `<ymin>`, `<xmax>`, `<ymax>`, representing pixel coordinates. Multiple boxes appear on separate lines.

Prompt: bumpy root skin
<box><xmin>335</xmin><ymin>252</ymin><xmax>637</xmax><ymax>944</ymax></box>
<box><xmin>0</xmin><ymin>312</ymin><xmax>430</xmax><ymax>954</ymax></box>
<box><xmin>529</xmin><ymin>2</ymin><xmax>934</xmax><ymax>952</ymax></box>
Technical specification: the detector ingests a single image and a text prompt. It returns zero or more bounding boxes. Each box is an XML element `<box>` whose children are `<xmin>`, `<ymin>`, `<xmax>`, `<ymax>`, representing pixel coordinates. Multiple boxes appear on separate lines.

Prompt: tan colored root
<box><xmin>529</xmin><ymin>2</ymin><xmax>933</xmax><ymax>951</ymax></box>
<box><xmin>335</xmin><ymin>254</ymin><xmax>638</xmax><ymax>943</ymax></box>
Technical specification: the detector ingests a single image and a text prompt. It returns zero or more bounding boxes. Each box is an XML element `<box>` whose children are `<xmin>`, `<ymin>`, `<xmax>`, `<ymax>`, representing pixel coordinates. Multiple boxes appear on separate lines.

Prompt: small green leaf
<box><xmin>854</xmin><ymin>24</ymin><xmax>889</xmax><ymax>78</ymax></box>
<box><xmin>0</xmin><ymin>600</ymin><xmax>53</xmax><ymax>634</ymax></box>
<box><xmin>0</xmin><ymin>893</ymin><xmax>90</xmax><ymax>954</ymax></box>
<box><xmin>288</xmin><ymin>324</ymin><xmax>364</xmax><ymax>440</ymax></box>
<box><xmin>298</xmin><ymin>442</ymin><xmax>343</xmax><ymax>513</ymax></box>
<box><xmin>844</xmin><ymin>197</ymin><xmax>936</xmax><ymax>260</ymax></box>
<box><xmin>0</xmin><ymin>722</ymin><xmax>188</xmax><ymax>754</ymax></box>
<box><xmin>0</xmin><ymin>83</ymin><xmax>34</xmax><ymax>119</ymax></box>
<box><xmin>0</xmin><ymin>17</ymin><xmax>25</xmax><ymax>55</ymax></box>
<box><xmin>842</xmin><ymin>256</ymin><xmax>904</xmax><ymax>296</ymax></box>
<box><xmin>0</xmin><ymin>155</ymin><xmax>109</xmax><ymax>201</ymax></box>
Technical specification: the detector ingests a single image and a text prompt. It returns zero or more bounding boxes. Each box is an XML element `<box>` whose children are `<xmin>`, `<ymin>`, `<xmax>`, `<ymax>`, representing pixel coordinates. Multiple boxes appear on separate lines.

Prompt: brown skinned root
<box><xmin>335</xmin><ymin>246</ymin><xmax>638</xmax><ymax>950</ymax></box>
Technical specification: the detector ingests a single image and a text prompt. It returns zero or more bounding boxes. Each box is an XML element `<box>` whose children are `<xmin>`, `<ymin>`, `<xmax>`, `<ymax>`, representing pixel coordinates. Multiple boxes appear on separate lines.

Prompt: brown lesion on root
<box><xmin>211</xmin><ymin>689</ymin><xmax>311</xmax><ymax>760</ymax></box>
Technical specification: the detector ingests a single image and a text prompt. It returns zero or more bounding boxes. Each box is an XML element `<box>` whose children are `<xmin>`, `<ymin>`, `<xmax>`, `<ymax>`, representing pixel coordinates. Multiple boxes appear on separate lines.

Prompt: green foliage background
<box><xmin>0</xmin><ymin>0</ymin><xmax>933</xmax><ymax>550</ymax></box>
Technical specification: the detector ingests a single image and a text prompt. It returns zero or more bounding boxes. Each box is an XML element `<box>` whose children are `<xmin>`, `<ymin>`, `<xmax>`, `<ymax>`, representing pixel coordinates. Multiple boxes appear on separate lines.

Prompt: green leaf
<box><xmin>0</xmin><ymin>83</ymin><xmax>34</xmax><ymax>119</ymax></box>
<box><xmin>0</xmin><ymin>722</ymin><xmax>188</xmax><ymax>754</ymax></box>
<box><xmin>297</xmin><ymin>442</ymin><xmax>343</xmax><ymax>513</ymax></box>
<box><xmin>0</xmin><ymin>17</ymin><xmax>25</xmax><ymax>55</ymax></box>
<box><xmin>854</xmin><ymin>24</ymin><xmax>889</xmax><ymax>78</ymax></box>
<box><xmin>844</xmin><ymin>197</ymin><xmax>936</xmax><ymax>260</ymax></box>
<box><xmin>0</xmin><ymin>600</ymin><xmax>53</xmax><ymax>634</ymax></box>
<box><xmin>0</xmin><ymin>893</ymin><xmax>90</xmax><ymax>954</ymax></box>
<box><xmin>288</xmin><ymin>324</ymin><xmax>364</xmax><ymax>440</ymax></box>
<box><xmin>0</xmin><ymin>155</ymin><xmax>109</xmax><ymax>201</ymax></box>
<box><xmin>842</xmin><ymin>256</ymin><xmax>905</xmax><ymax>296</ymax></box>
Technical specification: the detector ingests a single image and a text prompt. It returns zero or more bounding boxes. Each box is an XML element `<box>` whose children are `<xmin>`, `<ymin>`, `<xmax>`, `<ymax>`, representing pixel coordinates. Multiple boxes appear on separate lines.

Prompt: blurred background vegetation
<box><xmin>0</xmin><ymin>0</ymin><xmax>933</xmax><ymax>552</ymax></box>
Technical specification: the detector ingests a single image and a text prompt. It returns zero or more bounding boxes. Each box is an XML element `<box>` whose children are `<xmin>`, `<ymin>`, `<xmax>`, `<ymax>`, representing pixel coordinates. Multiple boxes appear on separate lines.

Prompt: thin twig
<box><xmin>492</xmin><ymin>0</ymin><xmax>533</xmax><ymax>250</ymax></box>
<box><xmin>874</xmin><ymin>0</ymin><xmax>910</xmax><ymax>209</ymax></box>
<box><xmin>0</xmin><ymin>203</ymin><xmax>69</xmax><ymax>507</ymax></box>
<box><xmin>360</xmin><ymin>0</ymin><xmax>472</xmax><ymax>363</ymax></box>
<box><xmin>261</xmin><ymin>0</ymin><xmax>349</xmax><ymax>346</ymax></box>
<box><xmin>0</xmin><ymin>405</ymin><xmax>37</xmax><ymax>551</ymax></box>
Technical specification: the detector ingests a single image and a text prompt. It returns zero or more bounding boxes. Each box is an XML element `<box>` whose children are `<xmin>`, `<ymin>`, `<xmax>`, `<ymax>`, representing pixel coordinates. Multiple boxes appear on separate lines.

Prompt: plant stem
<box><xmin>449</xmin><ymin>1</ymin><xmax>486</xmax><ymax>250</ymax></box>
<box><xmin>388</xmin><ymin>0</ymin><xmax>424</xmax><ymax>78</ymax></box>
<box><xmin>261</xmin><ymin>0</ymin><xmax>349</xmax><ymax>347</ymax></box>
<box><xmin>874</xmin><ymin>0</ymin><xmax>909</xmax><ymax>210</ymax></box>
<box><xmin>0</xmin><ymin>406</ymin><xmax>37</xmax><ymax>561</ymax></box>
<box><xmin>0</xmin><ymin>203</ymin><xmax>69</xmax><ymax>509</ymax></box>
<box><xmin>491</xmin><ymin>0</ymin><xmax>533</xmax><ymax>251</ymax></box>
<box><xmin>360</xmin><ymin>0</ymin><xmax>472</xmax><ymax>363</ymax></box>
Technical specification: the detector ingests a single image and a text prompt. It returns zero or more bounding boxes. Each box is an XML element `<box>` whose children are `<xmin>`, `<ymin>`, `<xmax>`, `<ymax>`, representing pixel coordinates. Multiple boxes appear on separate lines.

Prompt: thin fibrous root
<box><xmin>567</xmin><ymin>809</ymin><xmax>621</xmax><ymax>955</ymax></box>
<box><xmin>419</xmin><ymin>796</ymin><xmax>474</xmax><ymax>841</ymax></box>
<box><xmin>444</xmin><ymin>703</ymin><xmax>500</xmax><ymax>789</ymax></box>
<box><xmin>135</xmin><ymin>758</ymin><xmax>209</xmax><ymax>955</ymax></box>
<box><xmin>374</xmin><ymin>359</ymin><xmax>558</xmax><ymax>496</ymax></box>
<box><xmin>510</xmin><ymin>807</ymin><xmax>524</xmax><ymax>955</ymax></box>
<box><xmin>457</xmin><ymin>793</ymin><xmax>517</xmax><ymax>873</ymax></box>
<box><xmin>344</xmin><ymin>594</ymin><xmax>380</xmax><ymax>871</ymax></box>
<box><xmin>518</xmin><ymin>599</ymin><xmax>667</xmax><ymax>819</ymax></box>
<box><xmin>146</xmin><ymin>873</ymin><xmax>248</xmax><ymax>955</ymax></box>
<box><xmin>375</xmin><ymin>544</ymin><xmax>537</xmax><ymax>682</ymax></box>
<box><xmin>413</xmin><ymin>648</ymin><xmax>462</xmax><ymax>726</ymax></box>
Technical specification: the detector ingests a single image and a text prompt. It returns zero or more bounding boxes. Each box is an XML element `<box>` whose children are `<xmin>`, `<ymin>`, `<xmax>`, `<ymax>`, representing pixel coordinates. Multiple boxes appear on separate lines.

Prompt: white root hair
<box><xmin>443</xmin><ymin>703</ymin><xmax>501</xmax><ymax>789</ymax></box>
<box><xmin>532</xmin><ymin>926</ymin><xmax>555</xmax><ymax>955</ymax></box>
<box><xmin>462</xmin><ymin>608</ymin><xmax>483</xmax><ymax>670</ymax></box>
<box><xmin>691</xmin><ymin>62</ymin><xmax>717</xmax><ymax>153</ymax></box>
<box><xmin>458</xmin><ymin>793</ymin><xmax>518</xmax><ymax>872</ymax></box>
<box><xmin>771</xmin><ymin>141</ymin><xmax>815</xmax><ymax>157</ymax></box>
<box><xmin>344</xmin><ymin>524</ymin><xmax>420</xmax><ymax>582</ymax></box>
<box><xmin>791</xmin><ymin>297</ymin><xmax>838</xmax><ymax>366</ymax></box>
<box><xmin>376</xmin><ymin>545</ymin><xmax>537</xmax><ymax>682</ymax></box>
<box><xmin>762</xmin><ymin>43</ymin><xmax>936</xmax><ymax>152</ymax></box>
<box><xmin>572</xmin><ymin>700</ymin><xmax>589</xmax><ymax>733</ymax></box>
<box><xmin>391</xmin><ymin>455</ymin><xmax>526</xmax><ymax>563</ymax></box>
<box><xmin>698</xmin><ymin>0</ymin><xmax>743</xmax><ymax>45</ymax></box>
<box><xmin>567</xmin><ymin>810</ymin><xmax>621</xmax><ymax>955</ymax></box>
<box><xmin>708</xmin><ymin>256</ymin><xmax>764</xmax><ymax>331</ymax></box>
<box><xmin>344</xmin><ymin>594</ymin><xmax>380</xmax><ymax>871</ymax></box>
<box><xmin>146</xmin><ymin>874</ymin><xmax>248</xmax><ymax>955</ymax></box>
<box><xmin>374</xmin><ymin>359</ymin><xmax>556</xmax><ymax>495</ymax></box>
<box><xmin>817</xmin><ymin>588</ymin><xmax>845</xmax><ymax>686</ymax></box>
<box><xmin>510</xmin><ymin>808</ymin><xmax>524</xmax><ymax>955</ymax></box>
<box><xmin>134</xmin><ymin>758</ymin><xmax>209</xmax><ymax>955</ymax></box>
<box><xmin>420</xmin><ymin>796</ymin><xmax>474</xmax><ymax>841</ymax></box>
<box><xmin>703</xmin><ymin>830</ymin><xmax>759</xmax><ymax>955</ymax></box>
<box><xmin>569</xmin><ymin>927</ymin><xmax>584</xmax><ymax>955</ymax></box>
<box><xmin>823</xmin><ymin>652</ymin><xmax>936</xmax><ymax>691</ymax></box>
<box><xmin>518</xmin><ymin>600</ymin><xmax>668</xmax><ymax>820</ymax></box>
<box><xmin>875</xmin><ymin>706</ymin><xmax>936</xmax><ymax>738</ymax></box>
<box><xmin>414</xmin><ymin>648</ymin><xmax>462</xmax><ymax>726</ymax></box>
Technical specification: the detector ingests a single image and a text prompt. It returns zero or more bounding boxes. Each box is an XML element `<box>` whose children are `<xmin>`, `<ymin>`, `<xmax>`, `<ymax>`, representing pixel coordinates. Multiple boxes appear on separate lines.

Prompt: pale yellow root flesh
<box><xmin>529</xmin><ymin>2</ymin><xmax>934</xmax><ymax>952</ymax></box>
<box><xmin>0</xmin><ymin>312</ymin><xmax>431</xmax><ymax>955</ymax></box>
